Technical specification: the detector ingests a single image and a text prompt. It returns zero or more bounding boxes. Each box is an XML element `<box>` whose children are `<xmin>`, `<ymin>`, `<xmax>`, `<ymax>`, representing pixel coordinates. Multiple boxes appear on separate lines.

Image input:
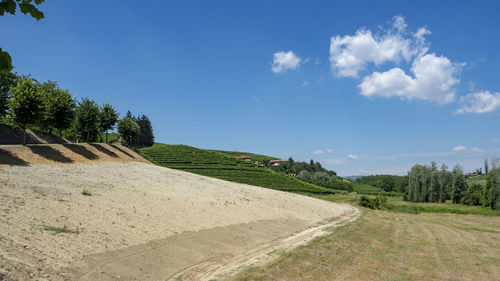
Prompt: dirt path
<box><xmin>74</xmin><ymin>206</ymin><xmax>359</xmax><ymax>281</ymax></box>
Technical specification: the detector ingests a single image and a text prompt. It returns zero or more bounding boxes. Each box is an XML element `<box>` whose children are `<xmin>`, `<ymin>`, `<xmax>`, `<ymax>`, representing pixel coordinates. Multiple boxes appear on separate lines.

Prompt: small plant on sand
<box><xmin>81</xmin><ymin>190</ymin><xmax>92</xmax><ymax>196</ymax></box>
<box><xmin>43</xmin><ymin>225</ymin><xmax>79</xmax><ymax>234</ymax></box>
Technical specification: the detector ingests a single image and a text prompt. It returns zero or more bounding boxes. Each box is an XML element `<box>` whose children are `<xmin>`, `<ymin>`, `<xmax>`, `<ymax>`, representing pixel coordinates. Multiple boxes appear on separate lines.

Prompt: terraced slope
<box><xmin>139</xmin><ymin>143</ymin><xmax>338</xmax><ymax>194</ymax></box>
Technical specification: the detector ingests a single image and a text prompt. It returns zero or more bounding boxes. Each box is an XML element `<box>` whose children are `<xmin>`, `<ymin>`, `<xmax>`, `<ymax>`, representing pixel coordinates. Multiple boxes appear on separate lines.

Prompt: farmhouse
<box><xmin>268</xmin><ymin>159</ymin><xmax>288</xmax><ymax>166</ymax></box>
<box><xmin>235</xmin><ymin>155</ymin><xmax>252</xmax><ymax>161</ymax></box>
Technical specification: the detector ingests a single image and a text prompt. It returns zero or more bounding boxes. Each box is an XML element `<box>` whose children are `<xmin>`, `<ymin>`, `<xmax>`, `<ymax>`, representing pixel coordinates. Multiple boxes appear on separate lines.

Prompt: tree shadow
<box><xmin>27</xmin><ymin>145</ymin><xmax>73</xmax><ymax>163</ymax></box>
<box><xmin>0</xmin><ymin>148</ymin><xmax>29</xmax><ymax>166</ymax></box>
<box><xmin>89</xmin><ymin>143</ymin><xmax>118</xmax><ymax>158</ymax></box>
<box><xmin>63</xmin><ymin>144</ymin><xmax>99</xmax><ymax>160</ymax></box>
<box><xmin>110</xmin><ymin>144</ymin><xmax>136</xmax><ymax>158</ymax></box>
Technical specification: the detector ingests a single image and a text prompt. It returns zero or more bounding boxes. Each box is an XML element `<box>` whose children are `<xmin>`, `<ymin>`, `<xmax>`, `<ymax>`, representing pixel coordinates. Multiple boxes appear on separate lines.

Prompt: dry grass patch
<box><xmin>232</xmin><ymin>211</ymin><xmax>500</xmax><ymax>281</ymax></box>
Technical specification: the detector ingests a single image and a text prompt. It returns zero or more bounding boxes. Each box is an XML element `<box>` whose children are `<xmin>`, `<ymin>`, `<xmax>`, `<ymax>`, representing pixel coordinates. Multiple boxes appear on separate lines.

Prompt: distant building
<box><xmin>465</xmin><ymin>173</ymin><xmax>481</xmax><ymax>178</ymax></box>
<box><xmin>235</xmin><ymin>155</ymin><xmax>252</xmax><ymax>161</ymax></box>
<box><xmin>268</xmin><ymin>159</ymin><xmax>288</xmax><ymax>166</ymax></box>
<box><xmin>294</xmin><ymin>161</ymin><xmax>306</xmax><ymax>164</ymax></box>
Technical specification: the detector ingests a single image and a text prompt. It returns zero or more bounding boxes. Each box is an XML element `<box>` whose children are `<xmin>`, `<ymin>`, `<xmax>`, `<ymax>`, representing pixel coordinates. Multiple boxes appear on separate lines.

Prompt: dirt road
<box><xmin>0</xmin><ymin>161</ymin><xmax>357</xmax><ymax>280</ymax></box>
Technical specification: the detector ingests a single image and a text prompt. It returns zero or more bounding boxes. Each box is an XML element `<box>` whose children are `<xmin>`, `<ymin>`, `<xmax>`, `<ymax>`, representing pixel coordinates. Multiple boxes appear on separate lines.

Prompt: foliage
<box><xmin>118</xmin><ymin>117</ymin><xmax>140</xmax><ymax>147</ymax></box>
<box><xmin>75</xmin><ymin>98</ymin><xmax>101</xmax><ymax>142</ymax></box>
<box><xmin>0</xmin><ymin>0</ymin><xmax>45</xmax><ymax>73</ymax></box>
<box><xmin>211</xmin><ymin>150</ymin><xmax>278</xmax><ymax>162</ymax></box>
<box><xmin>136</xmin><ymin>114</ymin><xmax>154</xmax><ymax>147</ymax></box>
<box><xmin>490</xmin><ymin>168</ymin><xmax>500</xmax><ymax>211</ymax></box>
<box><xmin>45</xmin><ymin>85</ymin><xmax>76</xmax><ymax>138</ymax></box>
<box><xmin>460</xmin><ymin>183</ymin><xmax>483</xmax><ymax>206</ymax></box>
<box><xmin>357</xmin><ymin>174</ymin><xmax>408</xmax><ymax>192</ymax></box>
<box><xmin>358</xmin><ymin>195</ymin><xmax>382</xmax><ymax>209</ymax></box>
<box><xmin>139</xmin><ymin>143</ymin><xmax>340</xmax><ymax>194</ymax></box>
<box><xmin>451</xmin><ymin>165</ymin><xmax>467</xmax><ymax>203</ymax></box>
<box><xmin>99</xmin><ymin>103</ymin><xmax>119</xmax><ymax>143</ymax></box>
<box><xmin>0</xmin><ymin>72</ymin><xmax>17</xmax><ymax>117</ymax></box>
<box><xmin>7</xmin><ymin>77</ymin><xmax>44</xmax><ymax>144</ymax></box>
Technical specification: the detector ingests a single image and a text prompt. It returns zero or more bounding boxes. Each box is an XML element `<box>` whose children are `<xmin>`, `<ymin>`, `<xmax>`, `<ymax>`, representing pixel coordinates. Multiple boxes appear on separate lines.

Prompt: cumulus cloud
<box><xmin>312</xmin><ymin>149</ymin><xmax>325</xmax><ymax>155</ymax></box>
<box><xmin>452</xmin><ymin>145</ymin><xmax>467</xmax><ymax>152</ymax></box>
<box><xmin>326</xmin><ymin>148</ymin><xmax>334</xmax><ymax>153</ymax></box>
<box><xmin>453</xmin><ymin>91</ymin><xmax>500</xmax><ymax>114</ymax></box>
<box><xmin>329</xmin><ymin>16</ymin><xmax>428</xmax><ymax>78</ymax></box>
<box><xmin>271</xmin><ymin>50</ymin><xmax>301</xmax><ymax>73</ymax></box>
<box><xmin>348</xmin><ymin>154</ymin><xmax>360</xmax><ymax>160</ymax></box>
<box><xmin>470</xmin><ymin>147</ymin><xmax>482</xmax><ymax>152</ymax></box>
<box><xmin>301</xmin><ymin>81</ymin><xmax>309</xmax><ymax>86</ymax></box>
<box><xmin>359</xmin><ymin>53</ymin><xmax>459</xmax><ymax>104</ymax></box>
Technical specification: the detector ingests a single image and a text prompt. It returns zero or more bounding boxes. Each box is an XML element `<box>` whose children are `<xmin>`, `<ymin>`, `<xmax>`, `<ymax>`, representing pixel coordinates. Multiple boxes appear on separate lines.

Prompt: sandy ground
<box><xmin>0</xmin><ymin>162</ymin><xmax>357</xmax><ymax>280</ymax></box>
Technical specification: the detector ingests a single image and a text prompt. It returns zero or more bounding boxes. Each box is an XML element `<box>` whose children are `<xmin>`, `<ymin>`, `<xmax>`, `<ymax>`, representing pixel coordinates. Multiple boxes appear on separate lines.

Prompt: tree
<box><xmin>8</xmin><ymin>77</ymin><xmax>44</xmax><ymax>144</ymax></box>
<box><xmin>451</xmin><ymin>165</ymin><xmax>467</xmax><ymax>204</ymax></box>
<box><xmin>136</xmin><ymin>114</ymin><xmax>154</xmax><ymax>147</ymax></box>
<box><xmin>46</xmin><ymin>87</ymin><xmax>76</xmax><ymax>139</ymax></box>
<box><xmin>1</xmin><ymin>0</ymin><xmax>45</xmax><ymax>73</ymax></box>
<box><xmin>485</xmin><ymin>158</ymin><xmax>489</xmax><ymax>175</ymax></box>
<box><xmin>118</xmin><ymin>117</ymin><xmax>140</xmax><ymax>148</ymax></box>
<box><xmin>0</xmin><ymin>72</ymin><xmax>17</xmax><ymax>117</ymax></box>
<box><xmin>489</xmin><ymin>168</ymin><xmax>500</xmax><ymax>211</ymax></box>
<box><xmin>298</xmin><ymin>170</ymin><xmax>310</xmax><ymax>181</ymax></box>
<box><xmin>75</xmin><ymin>98</ymin><xmax>100</xmax><ymax>142</ymax></box>
<box><xmin>100</xmin><ymin>103</ymin><xmax>119</xmax><ymax>143</ymax></box>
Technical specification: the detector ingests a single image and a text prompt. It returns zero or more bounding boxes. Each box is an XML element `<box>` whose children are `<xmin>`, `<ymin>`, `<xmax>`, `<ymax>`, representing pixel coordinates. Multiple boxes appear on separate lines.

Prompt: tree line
<box><xmin>270</xmin><ymin>158</ymin><xmax>353</xmax><ymax>192</ymax></box>
<box><xmin>0</xmin><ymin>73</ymin><xmax>154</xmax><ymax>147</ymax></box>
<box><xmin>405</xmin><ymin>161</ymin><xmax>500</xmax><ymax>212</ymax></box>
<box><xmin>356</xmin><ymin>175</ymin><xmax>408</xmax><ymax>193</ymax></box>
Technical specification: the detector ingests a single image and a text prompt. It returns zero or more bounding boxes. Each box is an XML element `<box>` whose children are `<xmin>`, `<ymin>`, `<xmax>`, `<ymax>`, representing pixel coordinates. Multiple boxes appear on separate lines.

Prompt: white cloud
<box><xmin>271</xmin><ymin>51</ymin><xmax>301</xmax><ymax>73</ymax></box>
<box><xmin>359</xmin><ymin>53</ymin><xmax>459</xmax><ymax>104</ymax></box>
<box><xmin>470</xmin><ymin>147</ymin><xmax>482</xmax><ymax>152</ymax></box>
<box><xmin>312</xmin><ymin>149</ymin><xmax>325</xmax><ymax>155</ymax></box>
<box><xmin>301</xmin><ymin>81</ymin><xmax>309</xmax><ymax>86</ymax></box>
<box><xmin>329</xmin><ymin>16</ymin><xmax>428</xmax><ymax>78</ymax></box>
<box><xmin>452</xmin><ymin>145</ymin><xmax>467</xmax><ymax>152</ymax></box>
<box><xmin>326</xmin><ymin>148</ymin><xmax>334</xmax><ymax>153</ymax></box>
<box><xmin>348</xmin><ymin>154</ymin><xmax>360</xmax><ymax>160</ymax></box>
<box><xmin>454</xmin><ymin>91</ymin><xmax>500</xmax><ymax>114</ymax></box>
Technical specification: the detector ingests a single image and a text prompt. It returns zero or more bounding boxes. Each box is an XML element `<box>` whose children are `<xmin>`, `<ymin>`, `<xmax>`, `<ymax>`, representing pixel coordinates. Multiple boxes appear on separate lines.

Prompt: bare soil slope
<box><xmin>0</xmin><ymin>143</ymin><xmax>148</xmax><ymax>166</ymax></box>
<box><xmin>0</xmin><ymin>161</ymin><xmax>357</xmax><ymax>280</ymax></box>
<box><xmin>0</xmin><ymin>125</ymin><xmax>69</xmax><ymax>145</ymax></box>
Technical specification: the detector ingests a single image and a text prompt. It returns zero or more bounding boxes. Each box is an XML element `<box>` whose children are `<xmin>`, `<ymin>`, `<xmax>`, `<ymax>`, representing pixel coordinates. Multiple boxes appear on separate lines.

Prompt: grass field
<box><xmin>232</xmin><ymin>209</ymin><xmax>500</xmax><ymax>281</ymax></box>
<box><xmin>209</xmin><ymin>149</ymin><xmax>278</xmax><ymax>162</ymax></box>
<box><xmin>352</xmin><ymin>182</ymin><xmax>402</xmax><ymax>196</ymax></box>
<box><xmin>139</xmin><ymin>143</ymin><xmax>340</xmax><ymax>194</ymax></box>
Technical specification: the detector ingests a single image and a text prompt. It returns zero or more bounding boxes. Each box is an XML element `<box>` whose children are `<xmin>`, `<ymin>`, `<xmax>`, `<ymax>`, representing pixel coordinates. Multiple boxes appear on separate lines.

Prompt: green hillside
<box><xmin>139</xmin><ymin>143</ymin><xmax>339</xmax><ymax>194</ymax></box>
<box><xmin>209</xmin><ymin>149</ymin><xmax>278</xmax><ymax>162</ymax></box>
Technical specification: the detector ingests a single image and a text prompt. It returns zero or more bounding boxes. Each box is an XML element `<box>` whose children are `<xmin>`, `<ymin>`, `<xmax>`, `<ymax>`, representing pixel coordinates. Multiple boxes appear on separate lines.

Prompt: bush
<box><xmin>359</xmin><ymin>195</ymin><xmax>381</xmax><ymax>210</ymax></box>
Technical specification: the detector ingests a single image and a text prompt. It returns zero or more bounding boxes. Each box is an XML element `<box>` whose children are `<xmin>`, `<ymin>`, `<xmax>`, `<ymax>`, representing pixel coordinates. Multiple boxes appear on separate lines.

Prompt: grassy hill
<box><xmin>139</xmin><ymin>143</ymin><xmax>339</xmax><ymax>194</ymax></box>
<box><xmin>209</xmin><ymin>149</ymin><xmax>278</xmax><ymax>162</ymax></box>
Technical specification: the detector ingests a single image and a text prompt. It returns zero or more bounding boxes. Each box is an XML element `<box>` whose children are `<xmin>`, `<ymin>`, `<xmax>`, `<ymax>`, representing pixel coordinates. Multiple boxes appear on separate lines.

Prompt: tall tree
<box><xmin>485</xmin><ymin>158</ymin><xmax>489</xmax><ymax>175</ymax></box>
<box><xmin>8</xmin><ymin>77</ymin><xmax>44</xmax><ymax>144</ymax></box>
<box><xmin>46</xmin><ymin>87</ymin><xmax>76</xmax><ymax>139</ymax></box>
<box><xmin>489</xmin><ymin>168</ymin><xmax>500</xmax><ymax>211</ymax></box>
<box><xmin>136</xmin><ymin>114</ymin><xmax>154</xmax><ymax>147</ymax></box>
<box><xmin>100</xmin><ymin>103</ymin><xmax>119</xmax><ymax>143</ymax></box>
<box><xmin>75</xmin><ymin>98</ymin><xmax>100</xmax><ymax>142</ymax></box>
<box><xmin>118</xmin><ymin>117</ymin><xmax>140</xmax><ymax>148</ymax></box>
<box><xmin>438</xmin><ymin>164</ymin><xmax>449</xmax><ymax>202</ymax></box>
<box><xmin>0</xmin><ymin>0</ymin><xmax>45</xmax><ymax>73</ymax></box>
<box><xmin>451</xmin><ymin>165</ymin><xmax>467</xmax><ymax>204</ymax></box>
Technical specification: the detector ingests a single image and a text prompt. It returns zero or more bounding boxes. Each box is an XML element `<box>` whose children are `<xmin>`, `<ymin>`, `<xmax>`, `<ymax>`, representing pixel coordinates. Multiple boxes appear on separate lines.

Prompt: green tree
<box><xmin>485</xmin><ymin>158</ymin><xmax>489</xmax><ymax>175</ymax></box>
<box><xmin>75</xmin><ymin>98</ymin><xmax>100</xmax><ymax>142</ymax></box>
<box><xmin>451</xmin><ymin>165</ymin><xmax>467</xmax><ymax>204</ymax></box>
<box><xmin>46</xmin><ymin>87</ymin><xmax>76</xmax><ymax>139</ymax></box>
<box><xmin>8</xmin><ymin>77</ymin><xmax>44</xmax><ymax>144</ymax></box>
<box><xmin>0</xmin><ymin>72</ymin><xmax>17</xmax><ymax>118</ymax></box>
<box><xmin>489</xmin><ymin>168</ymin><xmax>500</xmax><ymax>211</ymax></box>
<box><xmin>136</xmin><ymin>114</ymin><xmax>154</xmax><ymax>147</ymax></box>
<box><xmin>0</xmin><ymin>0</ymin><xmax>45</xmax><ymax>73</ymax></box>
<box><xmin>118</xmin><ymin>117</ymin><xmax>140</xmax><ymax>148</ymax></box>
<box><xmin>483</xmin><ymin>175</ymin><xmax>491</xmax><ymax>207</ymax></box>
<box><xmin>100</xmin><ymin>103</ymin><xmax>119</xmax><ymax>143</ymax></box>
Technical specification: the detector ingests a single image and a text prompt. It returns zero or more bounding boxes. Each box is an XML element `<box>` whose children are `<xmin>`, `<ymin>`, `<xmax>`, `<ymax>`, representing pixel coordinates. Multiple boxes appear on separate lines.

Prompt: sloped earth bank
<box><xmin>0</xmin><ymin>162</ymin><xmax>358</xmax><ymax>280</ymax></box>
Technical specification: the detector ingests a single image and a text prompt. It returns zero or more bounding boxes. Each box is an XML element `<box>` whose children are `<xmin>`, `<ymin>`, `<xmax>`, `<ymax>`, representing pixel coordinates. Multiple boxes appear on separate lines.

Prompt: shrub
<box><xmin>359</xmin><ymin>195</ymin><xmax>381</xmax><ymax>210</ymax></box>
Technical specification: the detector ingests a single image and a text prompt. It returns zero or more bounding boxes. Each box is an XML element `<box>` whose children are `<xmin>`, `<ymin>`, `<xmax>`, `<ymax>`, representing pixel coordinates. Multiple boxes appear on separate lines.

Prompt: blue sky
<box><xmin>2</xmin><ymin>0</ymin><xmax>500</xmax><ymax>176</ymax></box>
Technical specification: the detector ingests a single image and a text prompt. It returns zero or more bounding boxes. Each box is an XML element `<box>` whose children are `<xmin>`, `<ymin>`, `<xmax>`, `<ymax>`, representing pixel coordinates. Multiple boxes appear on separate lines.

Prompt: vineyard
<box><xmin>139</xmin><ymin>143</ymin><xmax>339</xmax><ymax>194</ymax></box>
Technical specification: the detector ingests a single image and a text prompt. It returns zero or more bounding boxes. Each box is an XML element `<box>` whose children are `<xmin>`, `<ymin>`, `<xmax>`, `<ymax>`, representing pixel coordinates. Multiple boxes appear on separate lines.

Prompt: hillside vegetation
<box><xmin>139</xmin><ymin>143</ymin><xmax>339</xmax><ymax>194</ymax></box>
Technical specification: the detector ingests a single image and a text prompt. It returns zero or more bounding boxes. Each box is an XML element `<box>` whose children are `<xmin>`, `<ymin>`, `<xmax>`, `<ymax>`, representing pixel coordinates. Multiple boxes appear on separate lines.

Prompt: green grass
<box><xmin>43</xmin><ymin>225</ymin><xmax>79</xmax><ymax>234</ymax></box>
<box><xmin>466</xmin><ymin>174</ymin><xmax>487</xmax><ymax>185</ymax></box>
<box><xmin>81</xmin><ymin>190</ymin><xmax>92</xmax><ymax>196</ymax></box>
<box><xmin>139</xmin><ymin>143</ymin><xmax>340</xmax><ymax>194</ymax></box>
<box><xmin>97</xmin><ymin>132</ymin><xmax>119</xmax><ymax>143</ymax></box>
<box><xmin>352</xmin><ymin>182</ymin><xmax>402</xmax><ymax>196</ymax></box>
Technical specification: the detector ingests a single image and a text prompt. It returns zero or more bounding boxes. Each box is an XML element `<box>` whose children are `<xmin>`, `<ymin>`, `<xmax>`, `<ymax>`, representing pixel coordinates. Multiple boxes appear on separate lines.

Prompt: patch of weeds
<box><xmin>57</xmin><ymin>198</ymin><xmax>69</xmax><ymax>202</ymax></box>
<box><xmin>81</xmin><ymin>190</ymin><xmax>92</xmax><ymax>196</ymax></box>
<box><xmin>43</xmin><ymin>225</ymin><xmax>79</xmax><ymax>235</ymax></box>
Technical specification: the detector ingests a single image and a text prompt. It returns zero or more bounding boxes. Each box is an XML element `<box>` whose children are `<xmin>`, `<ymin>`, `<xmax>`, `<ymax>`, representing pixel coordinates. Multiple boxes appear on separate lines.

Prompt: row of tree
<box><xmin>405</xmin><ymin>161</ymin><xmax>500</xmax><ymax>211</ymax></box>
<box><xmin>0</xmin><ymin>73</ymin><xmax>154</xmax><ymax>147</ymax></box>
<box><xmin>356</xmin><ymin>175</ymin><xmax>408</xmax><ymax>193</ymax></box>
<box><xmin>271</xmin><ymin>158</ymin><xmax>353</xmax><ymax>191</ymax></box>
